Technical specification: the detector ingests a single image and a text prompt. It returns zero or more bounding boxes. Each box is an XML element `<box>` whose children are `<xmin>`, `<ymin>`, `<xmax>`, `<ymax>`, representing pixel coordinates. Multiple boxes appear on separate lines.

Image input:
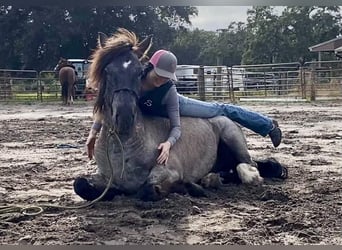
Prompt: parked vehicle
<box><xmin>230</xmin><ymin>67</ymin><xmax>280</xmax><ymax>91</ymax></box>
<box><xmin>230</xmin><ymin>67</ymin><xmax>246</xmax><ymax>91</ymax></box>
<box><xmin>175</xmin><ymin>65</ymin><xmax>199</xmax><ymax>94</ymax></box>
<box><xmin>242</xmin><ymin>72</ymin><xmax>279</xmax><ymax>90</ymax></box>
<box><xmin>175</xmin><ymin>65</ymin><xmax>230</xmax><ymax>94</ymax></box>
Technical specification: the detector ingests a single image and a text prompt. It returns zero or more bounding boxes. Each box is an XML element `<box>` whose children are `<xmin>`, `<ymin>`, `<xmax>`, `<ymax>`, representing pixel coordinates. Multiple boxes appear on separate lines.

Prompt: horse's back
<box><xmin>59</xmin><ymin>67</ymin><xmax>76</xmax><ymax>82</ymax></box>
<box><xmin>143</xmin><ymin>115</ymin><xmax>219</xmax><ymax>150</ymax></box>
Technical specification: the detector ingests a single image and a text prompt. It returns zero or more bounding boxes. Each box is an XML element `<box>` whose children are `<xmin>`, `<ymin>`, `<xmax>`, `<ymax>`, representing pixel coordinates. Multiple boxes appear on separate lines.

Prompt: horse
<box><xmin>73</xmin><ymin>28</ymin><xmax>287</xmax><ymax>202</ymax></box>
<box><xmin>54</xmin><ymin>57</ymin><xmax>77</xmax><ymax>105</ymax></box>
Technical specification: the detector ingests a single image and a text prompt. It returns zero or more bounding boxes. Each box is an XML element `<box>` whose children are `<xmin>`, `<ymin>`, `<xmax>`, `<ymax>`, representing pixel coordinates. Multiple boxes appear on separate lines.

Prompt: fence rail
<box><xmin>1</xmin><ymin>60</ymin><xmax>342</xmax><ymax>103</ymax></box>
<box><xmin>0</xmin><ymin>69</ymin><xmax>88</xmax><ymax>102</ymax></box>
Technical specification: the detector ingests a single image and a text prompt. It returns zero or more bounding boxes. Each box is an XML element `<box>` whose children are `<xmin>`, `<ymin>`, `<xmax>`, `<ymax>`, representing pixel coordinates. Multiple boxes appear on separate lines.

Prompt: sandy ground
<box><xmin>0</xmin><ymin>101</ymin><xmax>341</xmax><ymax>245</ymax></box>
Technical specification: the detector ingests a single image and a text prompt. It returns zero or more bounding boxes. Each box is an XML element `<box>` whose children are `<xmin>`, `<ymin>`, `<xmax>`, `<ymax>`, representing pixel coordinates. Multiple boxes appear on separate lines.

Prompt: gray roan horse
<box><xmin>73</xmin><ymin>28</ymin><xmax>287</xmax><ymax>201</ymax></box>
<box><xmin>54</xmin><ymin>58</ymin><xmax>77</xmax><ymax>105</ymax></box>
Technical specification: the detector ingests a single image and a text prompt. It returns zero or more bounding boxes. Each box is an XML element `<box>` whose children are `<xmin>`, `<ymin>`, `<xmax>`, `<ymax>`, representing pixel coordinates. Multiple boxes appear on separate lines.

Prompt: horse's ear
<box><xmin>135</xmin><ymin>35</ymin><xmax>153</xmax><ymax>60</ymax></box>
<box><xmin>98</xmin><ymin>32</ymin><xmax>108</xmax><ymax>48</ymax></box>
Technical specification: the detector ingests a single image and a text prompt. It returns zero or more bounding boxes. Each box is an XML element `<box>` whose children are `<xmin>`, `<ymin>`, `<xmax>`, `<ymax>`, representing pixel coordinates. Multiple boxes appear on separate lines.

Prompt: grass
<box><xmin>13</xmin><ymin>92</ymin><xmax>61</xmax><ymax>101</ymax></box>
<box><xmin>3</xmin><ymin>92</ymin><xmax>90</xmax><ymax>105</ymax></box>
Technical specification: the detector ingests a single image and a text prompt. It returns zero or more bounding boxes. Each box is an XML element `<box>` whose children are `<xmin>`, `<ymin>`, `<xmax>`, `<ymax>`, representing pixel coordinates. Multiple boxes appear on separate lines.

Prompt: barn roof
<box><xmin>309</xmin><ymin>37</ymin><xmax>342</xmax><ymax>52</ymax></box>
<box><xmin>334</xmin><ymin>46</ymin><xmax>342</xmax><ymax>53</ymax></box>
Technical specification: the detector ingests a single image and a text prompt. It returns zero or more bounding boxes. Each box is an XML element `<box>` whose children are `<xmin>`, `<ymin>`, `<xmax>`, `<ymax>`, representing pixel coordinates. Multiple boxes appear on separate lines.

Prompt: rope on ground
<box><xmin>0</xmin><ymin>129</ymin><xmax>122</xmax><ymax>220</ymax></box>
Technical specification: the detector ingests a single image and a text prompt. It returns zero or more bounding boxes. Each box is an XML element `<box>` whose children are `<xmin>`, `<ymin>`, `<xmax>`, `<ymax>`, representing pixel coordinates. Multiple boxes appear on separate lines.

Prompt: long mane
<box><xmin>88</xmin><ymin>28</ymin><xmax>140</xmax><ymax>90</ymax></box>
<box><xmin>88</xmin><ymin>28</ymin><xmax>142</xmax><ymax>114</ymax></box>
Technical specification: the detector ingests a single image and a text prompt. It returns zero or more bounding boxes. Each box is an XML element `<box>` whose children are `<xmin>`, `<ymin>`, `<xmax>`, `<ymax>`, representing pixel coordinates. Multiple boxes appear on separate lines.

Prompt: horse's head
<box><xmin>54</xmin><ymin>57</ymin><xmax>72</xmax><ymax>71</ymax></box>
<box><xmin>88</xmin><ymin>28</ymin><xmax>152</xmax><ymax>137</ymax></box>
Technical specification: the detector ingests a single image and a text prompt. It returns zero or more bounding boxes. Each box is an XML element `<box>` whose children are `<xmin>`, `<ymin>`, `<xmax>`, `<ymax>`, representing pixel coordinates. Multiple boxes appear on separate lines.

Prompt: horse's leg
<box><xmin>67</xmin><ymin>81</ymin><xmax>74</xmax><ymax>105</ymax></box>
<box><xmin>214</xmin><ymin>117</ymin><xmax>263</xmax><ymax>185</ymax></box>
<box><xmin>69</xmin><ymin>88</ymin><xmax>74</xmax><ymax>105</ymax></box>
<box><xmin>73</xmin><ymin>83</ymin><xmax>77</xmax><ymax>100</ymax></box>
<box><xmin>138</xmin><ymin>164</ymin><xmax>182</xmax><ymax>201</ymax></box>
<box><xmin>200</xmin><ymin>172</ymin><xmax>223</xmax><ymax>189</ymax></box>
<box><xmin>73</xmin><ymin>174</ymin><xmax>122</xmax><ymax>201</ymax></box>
<box><xmin>236</xmin><ymin>163</ymin><xmax>263</xmax><ymax>185</ymax></box>
<box><xmin>254</xmin><ymin>158</ymin><xmax>288</xmax><ymax>179</ymax></box>
<box><xmin>61</xmin><ymin>82</ymin><xmax>67</xmax><ymax>105</ymax></box>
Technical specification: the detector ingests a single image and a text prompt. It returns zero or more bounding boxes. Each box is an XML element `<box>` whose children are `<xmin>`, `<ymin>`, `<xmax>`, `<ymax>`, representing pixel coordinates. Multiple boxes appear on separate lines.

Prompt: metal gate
<box><xmin>1</xmin><ymin>60</ymin><xmax>342</xmax><ymax>103</ymax></box>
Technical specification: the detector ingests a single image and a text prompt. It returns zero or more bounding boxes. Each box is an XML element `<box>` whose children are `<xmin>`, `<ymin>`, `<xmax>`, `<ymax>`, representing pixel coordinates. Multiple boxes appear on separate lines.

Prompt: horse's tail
<box><xmin>255</xmin><ymin>158</ymin><xmax>288</xmax><ymax>179</ymax></box>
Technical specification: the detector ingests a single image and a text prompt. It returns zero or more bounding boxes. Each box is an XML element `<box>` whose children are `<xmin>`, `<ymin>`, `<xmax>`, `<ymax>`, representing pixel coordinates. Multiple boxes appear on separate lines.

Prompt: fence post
<box><xmin>263</xmin><ymin>70</ymin><xmax>267</xmax><ymax>97</ymax></box>
<box><xmin>299</xmin><ymin>66</ymin><xmax>306</xmax><ymax>99</ymax></box>
<box><xmin>227</xmin><ymin>67</ymin><xmax>235</xmax><ymax>103</ymax></box>
<box><xmin>310</xmin><ymin>63</ymin><xmax>317</xmax><ymax>101</ymax></box>
<box><xmin>215</xmin><ymin>66</ymin><xmax>222</xmax><ymax>99</ymax></box>
<box><xmin>37</xmin><ymin>71</ymin><xmax>43</xmax><ymax>102</ymax></box>
<box><xmin>198</xmin><ymin>66</ymin><xmax>205</xmax><ymax>101</ymax></box>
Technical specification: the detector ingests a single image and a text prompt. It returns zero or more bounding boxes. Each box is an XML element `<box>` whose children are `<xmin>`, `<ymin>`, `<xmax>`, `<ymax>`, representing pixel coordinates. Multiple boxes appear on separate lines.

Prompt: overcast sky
<box><xmin>190</xmin><ymin>6</ymin><xmax>284</xmax><ymax>31</ymax></box>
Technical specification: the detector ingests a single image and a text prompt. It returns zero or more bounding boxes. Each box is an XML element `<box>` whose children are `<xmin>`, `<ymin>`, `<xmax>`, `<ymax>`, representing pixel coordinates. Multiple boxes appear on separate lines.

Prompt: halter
<box><xmin>112</xmin><ymin>87</ymin><xmax>140</xmax><ymax>101</ymax></box>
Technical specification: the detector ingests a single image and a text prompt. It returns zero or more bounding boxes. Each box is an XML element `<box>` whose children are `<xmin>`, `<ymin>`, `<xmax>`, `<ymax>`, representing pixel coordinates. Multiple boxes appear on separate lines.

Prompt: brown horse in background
<box><xmin>54</xmin><ymin>58</ymin><xmax>77</xmax><ymax>105</ymax></box>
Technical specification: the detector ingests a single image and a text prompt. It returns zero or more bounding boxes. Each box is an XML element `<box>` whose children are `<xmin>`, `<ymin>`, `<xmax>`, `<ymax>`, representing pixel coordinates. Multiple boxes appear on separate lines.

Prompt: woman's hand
<box><xmin>86</xmin><ymin>129</ymin><xmax>97</xmax><ymax>160</ymax></box>
<box><xmin>157</xmin><ymin>141</ymin><xmax>171</xmax><ymax>165</ymax></box>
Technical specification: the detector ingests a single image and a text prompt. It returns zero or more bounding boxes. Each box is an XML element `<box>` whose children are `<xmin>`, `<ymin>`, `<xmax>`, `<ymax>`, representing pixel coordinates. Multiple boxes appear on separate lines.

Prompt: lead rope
<box><xmin>108</xmin><ymin>129</ymin><xmax>125</xmax><ymax>179</ymax></box>
<box><xmin>0</xmin><ymin>130</ymin><xmax>124</xmax><ymax>220</ymax></box>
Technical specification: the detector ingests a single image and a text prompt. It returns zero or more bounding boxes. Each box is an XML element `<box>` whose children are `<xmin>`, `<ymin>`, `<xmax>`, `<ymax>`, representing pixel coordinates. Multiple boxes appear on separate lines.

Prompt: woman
<box><xmin>86</xmin><ymin>49</ymin><xmax>282</xmax><ymax>165</ymax></box>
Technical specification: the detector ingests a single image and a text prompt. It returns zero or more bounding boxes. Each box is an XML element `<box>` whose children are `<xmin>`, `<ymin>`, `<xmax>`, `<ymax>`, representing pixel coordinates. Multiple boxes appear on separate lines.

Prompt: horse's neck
<box><xmin>99</xmin><ymin>114</ymin><xmax>156</xmax><ymax>171</ymax></box>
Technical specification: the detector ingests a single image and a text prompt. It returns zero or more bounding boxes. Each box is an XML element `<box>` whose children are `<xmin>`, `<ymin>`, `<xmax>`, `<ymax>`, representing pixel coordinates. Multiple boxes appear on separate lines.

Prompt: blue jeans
<box><xmin>178</xmin><ymin>94</ymin><xmax>273</xmax><ymax>137</ymax></box>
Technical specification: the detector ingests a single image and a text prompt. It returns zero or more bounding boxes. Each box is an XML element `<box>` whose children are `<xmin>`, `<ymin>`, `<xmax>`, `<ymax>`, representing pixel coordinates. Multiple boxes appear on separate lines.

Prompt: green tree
<box><xmin>0</xmin><ymin>7</ymin><xmax>29</xmax><ymax>69</ymax></box>
<box><xmin>170</xmin><ymin>28</ymin><xmax>216</xmax><ymax>65</ymax></box>
<box><xmin>0</xmin><ymin>6</ymin><xmax>197</xmax><ymax>70</ymax></box>
<box><xmin>214</xmin><ymin>22</ymin><xmax>247</xmax><ymax>66</ymax></box>
<box><xmin>242</xmin><ymin>6</ymin><xmax>282</xmax><ymax>64</ymax></box>
<box><xmin>242</xmin><ymin>6</ymin><xmax>342</xmax><ymax>64</ymax></box>
<box><xmin>170</xmin><ymin>22</ymin><xmax>247</xmax><ymax>66</ymax></box>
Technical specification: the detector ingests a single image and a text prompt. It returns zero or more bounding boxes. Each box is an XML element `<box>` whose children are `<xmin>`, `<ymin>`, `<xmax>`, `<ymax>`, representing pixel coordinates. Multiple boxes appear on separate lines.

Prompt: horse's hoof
<box><xmin>236</xmin><ymin>163</ymin><xmax>263</xmax><ymax>185</ymax></box>
<box><xmin>200</xmin><ymin>173</ymin><xmax>223</xmax><ymax>189</ymax></box>
<box><xmin>256</xmin><ymin>158</ymin><xmax>288</xmax><ymax>179</ymax></box>
<box><xmin>137</xmin><ymin>183</ymin><xmax>164</xmax><ymax>201</ymax></box>
<box><xmin>73</xmin><ymin>177</ymin><xmax>117</xmax><ymax>201</ymax></box>
<box><xmin>185</xmin><ymin>182</ymin><xmax>208</xmax><ymax>197</ymax></box>
<box><xmin>218</xmin><ymin>170</ymin><xmax>242</xmax><ymax>184</ymax></box>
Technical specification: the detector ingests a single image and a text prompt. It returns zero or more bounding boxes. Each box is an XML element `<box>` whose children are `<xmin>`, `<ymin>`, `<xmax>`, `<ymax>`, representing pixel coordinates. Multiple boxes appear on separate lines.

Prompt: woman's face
<box><xmin>149</xmin><ymin>69</ymin><xmax>169</xmax><ymax>88</ymax></box>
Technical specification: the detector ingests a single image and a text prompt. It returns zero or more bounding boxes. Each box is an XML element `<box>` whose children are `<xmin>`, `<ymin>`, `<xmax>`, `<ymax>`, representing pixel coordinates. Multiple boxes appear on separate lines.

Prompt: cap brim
<box><xmin>154</xmin><ymin>68</ymin><xmax>177</xmax><ymax>81</ymax></box>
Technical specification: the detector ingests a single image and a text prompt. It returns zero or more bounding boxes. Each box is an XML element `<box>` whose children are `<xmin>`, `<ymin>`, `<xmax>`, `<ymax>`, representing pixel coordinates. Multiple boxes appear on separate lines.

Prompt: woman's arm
<box><xmin>164</xmin><ymin>85</ymin><xmax>181</xmax><ymax>146</ymax></box>
<box><xmin>156</xmin><ymin>85</ymin><xmax>181</xmax><ymax>165</ymax></box>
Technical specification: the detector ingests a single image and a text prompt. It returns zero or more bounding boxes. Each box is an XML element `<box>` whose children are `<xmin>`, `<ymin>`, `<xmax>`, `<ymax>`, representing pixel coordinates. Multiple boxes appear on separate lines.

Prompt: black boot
<box><xmin>269</xmin><ymin>120</ymin><xmax>282</xmax><ymax>147</ymax></box>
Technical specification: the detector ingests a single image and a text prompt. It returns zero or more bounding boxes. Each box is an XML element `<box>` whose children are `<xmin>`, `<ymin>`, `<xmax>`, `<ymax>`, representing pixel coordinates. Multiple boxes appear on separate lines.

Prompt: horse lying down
<box><xmin>73</xmin><ymin>28</ymin><xmax>288</xmax><ymax>201</ymax></box>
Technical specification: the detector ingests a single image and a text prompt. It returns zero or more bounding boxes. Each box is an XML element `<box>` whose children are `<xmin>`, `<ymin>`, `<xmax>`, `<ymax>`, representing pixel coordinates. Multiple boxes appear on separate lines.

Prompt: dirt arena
<box><xmin>0</xmin><ymin>101</ymin><xmax>341</xmax><ymax>245</ymax></box>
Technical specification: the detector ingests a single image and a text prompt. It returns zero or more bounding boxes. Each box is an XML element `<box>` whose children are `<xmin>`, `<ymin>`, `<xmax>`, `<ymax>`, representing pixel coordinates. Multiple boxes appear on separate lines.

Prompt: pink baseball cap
<box><xmin>149</xmin><ymin>50</ymin><xmax>178</xmax><ymax>81</ymax></box>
